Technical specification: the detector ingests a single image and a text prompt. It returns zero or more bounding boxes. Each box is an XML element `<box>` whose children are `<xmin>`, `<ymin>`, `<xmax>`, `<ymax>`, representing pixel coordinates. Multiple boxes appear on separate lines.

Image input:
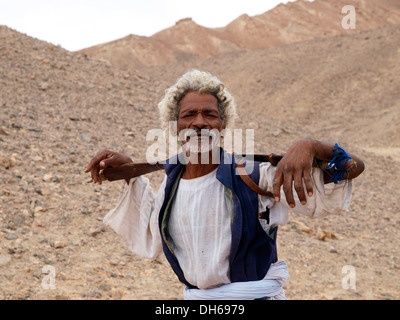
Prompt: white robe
<box><xmin>103</xmin><ymin>163</ymin><xmax>352</xmax><ymax>299</ymax></box>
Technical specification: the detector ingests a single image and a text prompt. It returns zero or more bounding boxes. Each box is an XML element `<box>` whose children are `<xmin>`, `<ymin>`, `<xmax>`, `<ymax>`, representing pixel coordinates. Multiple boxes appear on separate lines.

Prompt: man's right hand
<box><xmin>84</xmin><ymin>150</ymin><xmax>133</xmax><ymax>184</ymax></box>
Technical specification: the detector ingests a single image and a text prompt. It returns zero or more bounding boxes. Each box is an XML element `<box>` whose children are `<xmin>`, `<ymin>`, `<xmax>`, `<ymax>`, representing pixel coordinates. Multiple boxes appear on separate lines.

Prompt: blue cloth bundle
<box><xmin>322</xmin><ymin>143</ymin><xmax>351</xmax><ymax>184</ymax></box>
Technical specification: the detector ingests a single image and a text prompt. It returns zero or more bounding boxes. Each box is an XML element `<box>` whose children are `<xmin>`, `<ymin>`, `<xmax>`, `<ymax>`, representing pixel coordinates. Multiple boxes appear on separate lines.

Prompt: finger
<box><xmin>84</xmin><ymin>160</ymin><xmax>96</xmax><ymax>173</ymax></box>
<box><xmin>272</xmin><ymin>170</ymin><xmax>283</xmax><ymax>202</ymax></box>
<box><xmin>85</xmin><ymin>150</ymin><xmax>108</xmax><ymax>172</ymax></box>
<box><xmin>99</xmin><ymin>156</ymin><xmax>118</xmax><ymax>169</ymax></box>
<box><xmin>282</xmin><ymin>173</ymin><xmax>295</xmax><ymax>208</ymax></box>
<box><xmin>90</xmin><ymin>166</ymin><xmax>102</xmax><ymax>184</ymax></box>
<box><xmin>345</xmin><ymin>159</ymin><xmax>358</xmax><ymax>174</ymax></box>
<box><xmin>294</xmin><ymin>171</ymin><xmax>307</xmax><ymax>205</ymax></box>
<box><xmin>303</xmin><ymin>168</ymin><xmax>314</xmax><ymax>198</ymax></box>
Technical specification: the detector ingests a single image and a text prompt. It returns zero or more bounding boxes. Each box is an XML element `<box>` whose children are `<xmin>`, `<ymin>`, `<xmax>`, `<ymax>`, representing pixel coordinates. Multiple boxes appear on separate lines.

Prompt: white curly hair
<box><xmin>158</xmin><ymin>70</ymin><xmax>237</xmax><ymax>132</ymax></box>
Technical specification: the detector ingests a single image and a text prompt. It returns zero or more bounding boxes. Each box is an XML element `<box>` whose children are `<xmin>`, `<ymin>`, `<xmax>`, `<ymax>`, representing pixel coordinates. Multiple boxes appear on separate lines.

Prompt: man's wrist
<box><xmin>296</xmin><ymin>138</ymin><xmax>318</xmax><ymax>157</ymax></box>
<box><xmin>312</xmin><ymin>140</ymin><xmax>336</xmax><ymax>162</ymax></box>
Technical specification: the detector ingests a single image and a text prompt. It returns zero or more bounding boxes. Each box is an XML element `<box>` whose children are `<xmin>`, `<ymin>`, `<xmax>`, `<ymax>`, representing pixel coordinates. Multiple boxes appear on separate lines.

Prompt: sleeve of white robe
<box><xmin>102</xmin><ymin>175</ymin><xmax>166</xmax><ymax>258</ymax></box>
<box><xmin>257</xmin><ymin>162</ymin><xmax>352</xmax><ymax>227</ymax></box>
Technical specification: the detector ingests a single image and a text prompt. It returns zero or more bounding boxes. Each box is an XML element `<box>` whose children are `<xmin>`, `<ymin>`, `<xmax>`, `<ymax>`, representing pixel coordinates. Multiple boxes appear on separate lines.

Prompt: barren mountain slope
<box><xmin>78</xmin><ymin>34</ymin><xmax>177</xmax><ymax>69</ymax></box>
<box><xmin>79</xmin><ymin>0</ymin><xmax>400</xmax><ymax>68</ymax></box>
<box><xmin>0</xmin><ymin>26</ymin><xmax>176</xmax><ymax>300</ymax></box>
<box><xmin>138</xmin><ymin>24</ymin><xmax>400</xmax><ymax>150</ymax></box>
<box><xmin>0</xmin><ymin>22</ymin><xmax>399</xmax><ymax>301</ymax></box>
<box><xmin>151</xmin><ymin>18</ymin><xmax>241</xmax><ymax>58</ymax></box>
<box><xmin>219</xmin><ymin>0</ymin><xmax>400</xmax><ymax>48</ymax></box>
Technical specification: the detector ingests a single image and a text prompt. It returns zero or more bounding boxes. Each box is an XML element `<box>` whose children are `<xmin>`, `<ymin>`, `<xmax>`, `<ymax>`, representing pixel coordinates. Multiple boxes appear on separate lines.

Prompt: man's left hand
<box><xmin>272</xmin><ymin>139</ymin><xmax>316</xmax><ymax>208</ymax></box>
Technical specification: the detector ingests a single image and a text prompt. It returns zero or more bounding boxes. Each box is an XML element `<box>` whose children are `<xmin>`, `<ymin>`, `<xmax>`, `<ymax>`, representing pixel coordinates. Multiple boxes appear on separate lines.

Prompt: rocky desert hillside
<box><xmin>139</xmin><ymin>24</ymin><xmax>400</xmax><ymax>151</ymax></box>
<box><xmin>0</xmin><ymin>0</ymin><xmax>399</xmax><ymax>300</ymax></box>
<box><xmin>79</xmin><ymin>0</ymin><xmax>400</xmax><ymax>68</ymax></box>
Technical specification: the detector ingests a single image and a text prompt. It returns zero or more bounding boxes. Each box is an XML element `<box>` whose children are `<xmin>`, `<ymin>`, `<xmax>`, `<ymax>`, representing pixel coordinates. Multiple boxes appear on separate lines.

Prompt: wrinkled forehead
<box><xmin>178</xmin><ymin>91</ymin><xmax>220</xmax><ymax>113</ymax></box>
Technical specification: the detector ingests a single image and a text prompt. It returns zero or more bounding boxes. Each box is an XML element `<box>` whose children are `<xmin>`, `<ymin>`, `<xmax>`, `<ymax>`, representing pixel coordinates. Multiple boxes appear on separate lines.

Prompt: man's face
<box><xmin>177</xmin><ymin>91</ymin><xmax>225</xmax><ymax>154</ymax></box>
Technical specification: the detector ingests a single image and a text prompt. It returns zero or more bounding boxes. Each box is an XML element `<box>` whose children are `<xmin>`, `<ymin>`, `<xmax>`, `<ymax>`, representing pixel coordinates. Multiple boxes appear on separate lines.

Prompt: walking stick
<box><xmin>99</xmin><ymin>154</ymin><xmax>285</xmax><ymax>182</ymax></box>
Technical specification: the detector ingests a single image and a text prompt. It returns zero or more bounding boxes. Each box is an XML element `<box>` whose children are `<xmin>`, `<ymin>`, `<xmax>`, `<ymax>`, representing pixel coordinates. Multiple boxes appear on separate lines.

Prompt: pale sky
<box><xmin>0</xmin><ymin>0</ymin><xmax>299</xmax><ymax>51</ymax></box>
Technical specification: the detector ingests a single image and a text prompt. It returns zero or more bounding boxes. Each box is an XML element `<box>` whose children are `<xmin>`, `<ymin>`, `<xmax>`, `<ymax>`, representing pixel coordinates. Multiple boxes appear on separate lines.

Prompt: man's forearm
<box><xmin>311</xmin><ymin>139</ymin><xmax>365</xmax><ymax>181</ymax></box>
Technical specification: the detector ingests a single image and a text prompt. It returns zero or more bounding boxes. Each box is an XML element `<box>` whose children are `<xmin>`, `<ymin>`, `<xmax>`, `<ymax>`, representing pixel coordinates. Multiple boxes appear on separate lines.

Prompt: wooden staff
<box><xmin>99</xmin><ymin>154</ymin><xmax>285</xmax><ymax>182</ymax></box>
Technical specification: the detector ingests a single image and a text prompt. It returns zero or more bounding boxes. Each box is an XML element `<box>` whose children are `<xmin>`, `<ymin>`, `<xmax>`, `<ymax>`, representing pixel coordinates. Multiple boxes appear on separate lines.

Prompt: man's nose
<box><xmin>191</xmin><ymin>113</ymin><xmax>208</xmax><ymax>129</ymax></box>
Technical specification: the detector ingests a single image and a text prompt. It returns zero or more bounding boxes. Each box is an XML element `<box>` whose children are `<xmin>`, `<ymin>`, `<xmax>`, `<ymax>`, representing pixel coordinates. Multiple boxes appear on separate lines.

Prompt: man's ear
<box><xmin>219</xmin><ymin>123</ymin><xmax>227</xmax><ymax>134</ymax></box>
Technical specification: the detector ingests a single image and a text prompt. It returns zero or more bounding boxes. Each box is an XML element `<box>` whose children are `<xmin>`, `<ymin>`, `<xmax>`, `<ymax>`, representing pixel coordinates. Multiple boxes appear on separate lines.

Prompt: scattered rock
<box><xmin>34</xmin><ymin>206</ymin><xmax>44</xmax><ymax>214</ymax></box>
<box><xmin>33</xmin><ymin>268</ymin><xmax>42</xmax><ymax>279</ymax></box>
<box><xmin>10</xmin><ymin>154</ymin><xmax>17</xmax><ymax>166</ymax></box>
<box><xmin>109</xmin><ymin>259</ymin><xmax>120</xmax><ymax>266</ymax></box>
<box><xmin>291</xmin><ymin>220</ymin><xmax>314</xmax><ymax>235</ymax></box>
<box><xmin>32</xmin><ymin>219</ymin><xmax>44</xmax><ymax>228</ymax></box>
<box><xmin>53</xmin><ymin>241</ymin><xmax>67</xmax><ymax>249</ymax></box>
<box><xmin>89</xmin><ymin>291</ymin><xmax>102</xmax><ymax>298</ymax></box>
<box><xmin>316</xmin><ymin>230</ymin><xmax>338</xmax><ymax>241</ymax></box>
<box><xmin>0</xmin><ymin>255</ymin><xmax>12</xmax><ymax>266</ymax></box>
<box><xmin>80</xmin><ymin>209</ymin><xmax>92</xmax><ymax>215</ymax></box>
<box><xmin>89</xmin><ymin>227</ymin><xmax>103</xmax><ymax>237</ymax></box>
<box><xmin>43</xmin><ymin>173</ymin><xmax>53</xmax><ymax>182</ymax></box>
<box><xmin>13</xmin><ymin>214</ymin><xmax>25</xmax><ymax>227</ymax></box>
<box><xmin>99</xmin><ymin>284</ymin><xmax>111</xmax><ymax>292</ymax></box>
<box><xmin>272</xmin><ymin>128</ymin><xmax>282</xmax><ymax>137</ymax></box>
<box><xmin>5</xmin><ymin>232</ymin><xmax>18</xmax><ymax>240</ymax></box>
<box><xmin>38</xmin><ymin>82</ymin><xmax>50</xmax><ymax>91</ymax></box>
<box><xmin>2</xmin><ymin>187</ymin><xmax>11</xmax><ymax>195</ymax></box>
<box><xmin>0</xmin><ymin>127</ymin><xmax>9</xmax><ymax>135</ymax></box>
<box><xmin>0</xmin><ymin>158</ymin><xmax>11</xmax><ymax>169</ymax></box>
<box><xmin>81</xmin><ymin>132</ymin><xmax>91</xmax><ymax>142</ymax></box>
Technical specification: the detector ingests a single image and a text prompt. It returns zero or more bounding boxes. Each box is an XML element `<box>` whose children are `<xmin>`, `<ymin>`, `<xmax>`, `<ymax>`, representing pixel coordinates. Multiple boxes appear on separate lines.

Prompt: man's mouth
<box><xmin>181</xmin><ymin>129</ymin><xmax>219</xmax><ymax>154</ymax></box>
<box><xmin>186</xmin><ymin>134</ymin><xmax>212</xmax><ymax>143</ymax></box>
<box><xmin>184</xmin><ymin>130</ymin><xmax>215</xmax><ymax>142</ymax></box>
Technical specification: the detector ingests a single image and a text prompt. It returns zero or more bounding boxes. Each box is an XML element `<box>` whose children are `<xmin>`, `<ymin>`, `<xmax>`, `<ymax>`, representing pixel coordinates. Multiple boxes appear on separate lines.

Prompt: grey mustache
<box><xmin>183</xmin><ymin>129</ymin><xmax>217</xmax><ymax>140</ymax></box>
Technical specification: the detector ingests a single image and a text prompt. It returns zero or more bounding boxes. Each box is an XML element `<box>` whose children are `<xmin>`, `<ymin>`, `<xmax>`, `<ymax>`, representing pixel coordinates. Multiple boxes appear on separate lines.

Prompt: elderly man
<box><xmin>85</xmin><ymin>70</ymin><xmax>364</xmax><ymax>300</ymax></box>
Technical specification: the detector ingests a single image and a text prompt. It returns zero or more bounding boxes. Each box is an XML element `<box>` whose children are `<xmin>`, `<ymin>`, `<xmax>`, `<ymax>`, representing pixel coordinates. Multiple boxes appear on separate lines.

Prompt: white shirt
<box><xmin>168</xmin><ymin>168</ymin><xmax>231</xmax><ymax>289</ymax></box>
<box><xmin>103</xmin><ymin>162</ymin><xmax>352</xmax><ymax>293</ymax></box>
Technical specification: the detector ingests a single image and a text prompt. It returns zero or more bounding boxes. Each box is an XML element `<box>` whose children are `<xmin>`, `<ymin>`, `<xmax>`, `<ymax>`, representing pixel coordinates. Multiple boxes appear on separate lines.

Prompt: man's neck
<box><xmin>182</xmin><ymin>162</ymin><xmax>218</xmax><ymax>179</ymax></box>
<box><xmin>181</xmin><ymin>149</ymin><xmax>220</xmax><ymax>179</ymax></box>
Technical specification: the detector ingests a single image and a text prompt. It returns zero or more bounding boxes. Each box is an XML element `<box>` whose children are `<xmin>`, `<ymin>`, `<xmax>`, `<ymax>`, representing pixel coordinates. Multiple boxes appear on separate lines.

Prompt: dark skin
<box><xmin>85</xmin><ymin>91</ymin><xmax>365</xmax><ymax>208</ymax></box>
<box><xmin>273</xmin><ymin>138</ymin><xmax>365</xmax><ymax>208</ymax></box>
<box><xmin>176</xmin><ymin>91</ymin><xmax>224</xmax><ymax>179</ymax></box>
<box><xmin>84</xmin><ymin>149</ymin><xmax>133</xmax><ymax>185</ymax></box>
<box><xmin>84</xmin><ymin>92</ymin><xmax>223</xmax><ymax>183</ymax></box>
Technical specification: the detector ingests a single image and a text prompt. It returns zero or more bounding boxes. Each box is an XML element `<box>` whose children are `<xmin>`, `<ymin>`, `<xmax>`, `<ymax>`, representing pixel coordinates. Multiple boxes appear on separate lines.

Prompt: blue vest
<box><xmin>158</xmin><ymin>149</ymin><xmax>278</xmax><ymax>289</ymax></box>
